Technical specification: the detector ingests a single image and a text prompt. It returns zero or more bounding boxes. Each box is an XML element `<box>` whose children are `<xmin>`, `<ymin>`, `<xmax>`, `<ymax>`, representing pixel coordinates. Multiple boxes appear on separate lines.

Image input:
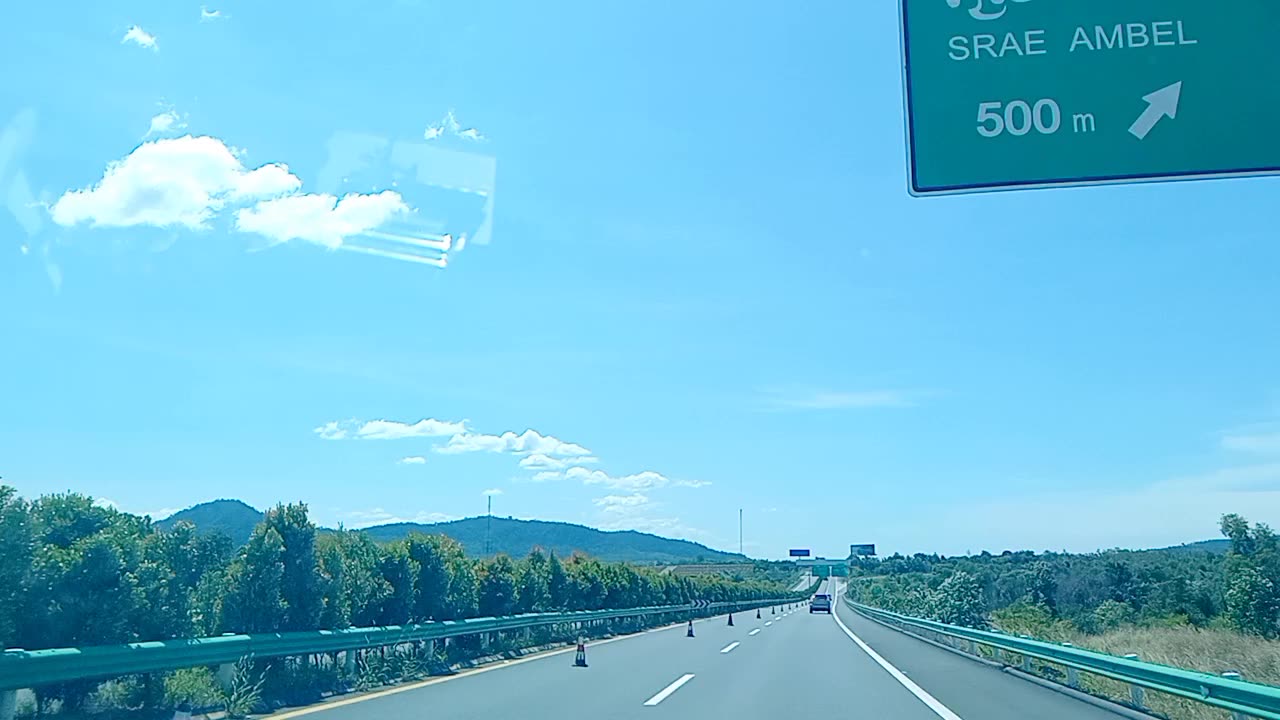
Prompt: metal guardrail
<box><xmin>0</xmin><ymin>597</ymin><xmax>796</xmax><ymax>691</ymax></box>
<box><xmin>846</xmin><ymin>597</ymin><xmax>1280</xmax><ymax>720</ymax></box>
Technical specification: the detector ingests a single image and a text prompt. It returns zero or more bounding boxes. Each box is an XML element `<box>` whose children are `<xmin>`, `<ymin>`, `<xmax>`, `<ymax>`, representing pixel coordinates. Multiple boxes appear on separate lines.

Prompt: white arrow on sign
<box><xmin>1129</xmin><ymin>82</ymin><xmax>1183</xmax><ymax>141</ymax></box>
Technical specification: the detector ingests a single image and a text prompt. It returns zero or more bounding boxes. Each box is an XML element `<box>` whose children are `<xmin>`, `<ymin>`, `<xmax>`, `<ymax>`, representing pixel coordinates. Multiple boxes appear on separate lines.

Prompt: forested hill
<box><xmin>156</xmin><ymin>499</ymin><xmax>262</xmax><ymax>545</ymax></box>
<box><xmin>358</xmin><ymin>516</ymin><xmax>744</xmax><ymax>563</ymax></box>
<box><xmin>157</xmin><ymin>500</ymin><xmax>745</xmax><ymax>564</ymax></box>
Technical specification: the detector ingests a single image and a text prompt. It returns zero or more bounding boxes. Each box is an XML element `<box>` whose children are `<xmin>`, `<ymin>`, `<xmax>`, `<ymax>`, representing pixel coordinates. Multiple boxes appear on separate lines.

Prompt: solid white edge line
<box><xmin>643</xmin><ymin>673</ymin><xmax>696</xmax><ymax>706</ymax></box>
<box><xmin>720</xmin><ymin>642</ymin><xmax>740</xmax><ymax>654</ymax></box>
<box><xmin>830</xmin><ymin>589</ymin><xmax>965</xmax><ymax>720</ymax></box>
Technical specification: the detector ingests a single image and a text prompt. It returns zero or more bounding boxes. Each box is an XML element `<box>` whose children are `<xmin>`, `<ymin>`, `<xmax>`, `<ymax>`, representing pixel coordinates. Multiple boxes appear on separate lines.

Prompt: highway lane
<box><xmin>270</xmin><ymin>582</ymin><xmax>1123</xmax><ymax>720</ymax></box>
<box><xmin>830</xmin><ymin>581</ymin><xmax>1122</xmax><ymax>720</ymax></box>
<box><xmin>281</xmin><ymin>604</ymin><xmax>800</xmax><ymax>720</ymax></box>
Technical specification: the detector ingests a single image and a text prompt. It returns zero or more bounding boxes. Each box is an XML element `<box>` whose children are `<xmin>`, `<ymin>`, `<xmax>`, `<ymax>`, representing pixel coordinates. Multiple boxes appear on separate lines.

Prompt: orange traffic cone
<box><xmin>756</xmin><ymin>608</ymin><xmax>761</xmax><ymax>619</ymax></box>
<box><xmin>574</xmin><ymin>638</ymin><xmax>588</xmax><ymax>667</ymax></box>
<box><xmin>687</xmin><ymin>619</ymin><xmax>695</xmax><ymax>637</ymax></box>
<box><xmin>727</xmin><ymin>613</ymin><xmax>734</xmax><ymax>627</ymax></box>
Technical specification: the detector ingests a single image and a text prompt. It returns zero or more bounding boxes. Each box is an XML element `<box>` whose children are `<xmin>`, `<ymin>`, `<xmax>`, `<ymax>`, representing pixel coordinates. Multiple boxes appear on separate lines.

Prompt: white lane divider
<box><xmin>748</xmin><ymin>628</ymin><xmax>761</xmax><ymax>636</ymax></box>
<box><xmin>765</xmin><ymin>621</ymin><xmax>773</xmax><ymax>627</ymax></box>
<box><xmin>830</xmin><ymin>589</ymin><xmax>965</xmax><ymax>720</ymax></box>
<box><xmin>720</xmin><ymin>642</ymin><xmax>740</xmax><ymax>654</ymax></box>
<box><xmin>644</xmin><ymin>674</ymin><xmax>696</xmax><ymax>706</ymax></box>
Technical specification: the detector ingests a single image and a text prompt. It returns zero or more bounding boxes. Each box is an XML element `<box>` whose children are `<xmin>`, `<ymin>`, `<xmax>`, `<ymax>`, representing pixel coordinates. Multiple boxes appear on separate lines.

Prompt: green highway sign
<box><xmin>900</xmin><ymin>0</ymin><xmax>1280</xmax><ymax>195</ymax></box>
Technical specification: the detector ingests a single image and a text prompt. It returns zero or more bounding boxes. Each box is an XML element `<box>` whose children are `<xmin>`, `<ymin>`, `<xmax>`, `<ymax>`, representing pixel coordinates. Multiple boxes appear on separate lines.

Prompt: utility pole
<box><xmin>485</xmin><ymin>495</ymin><xmax>492</xmax><ymax>556</ymax></box>
<box><xmin>739</xmin><ymin>508</ymin><xmax>743</xmax><ymax>555</ymax></box>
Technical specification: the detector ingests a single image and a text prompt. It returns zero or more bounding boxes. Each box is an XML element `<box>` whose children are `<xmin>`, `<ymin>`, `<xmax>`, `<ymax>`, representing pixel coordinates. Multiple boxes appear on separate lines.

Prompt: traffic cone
<box><xmin>727</xmin><ymin>613</ymin><xmax>734</xmax><ymax>627</ymax></box>
<box><xmin>687</xmin><ymin>619</ymin><xmax>695</xmax><ymax>637</ymax></box>
<box><xmin>756</xmin><ymin>608</ymin><xmax>761</xmax><ymax>619</ymax></box>
<box><xmin>771</xmin><ymin>606</ymin><xmax>775</xmax><ymax>614</ymax></box>
<box><xmin>574</xmin><ymin>638</ymin><xmax>588</xmax><ymax>668</ymax></box>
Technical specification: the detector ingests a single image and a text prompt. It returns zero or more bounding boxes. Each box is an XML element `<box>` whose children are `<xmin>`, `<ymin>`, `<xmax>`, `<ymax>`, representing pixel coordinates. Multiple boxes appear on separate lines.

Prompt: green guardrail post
<box><xmin>1123</xmin><ymin>654</ymin><xmax>1146</xmax><ymax>709</ymax></box>
<box><xmin>1062</xmin><ymin>643</ymin><xmax>1080</xmax><ymax>688</ymax></box>
<box><xmin>1223</xmin><ymin>672</ymin><xmax>1247</xmax><ymax>720</ymax></box>
<box><xmin>215</xmin><ymin>661</ymin><xmax>236</xmax><ymax>690</ymax></box>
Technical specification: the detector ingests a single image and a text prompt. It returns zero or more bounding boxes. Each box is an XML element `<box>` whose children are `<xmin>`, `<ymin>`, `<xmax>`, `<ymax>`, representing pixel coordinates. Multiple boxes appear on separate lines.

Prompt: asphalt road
<box><xmin>272</xmin><ymin>581</ymin><xmax>1123</xmax><ymax>720</ymax></box>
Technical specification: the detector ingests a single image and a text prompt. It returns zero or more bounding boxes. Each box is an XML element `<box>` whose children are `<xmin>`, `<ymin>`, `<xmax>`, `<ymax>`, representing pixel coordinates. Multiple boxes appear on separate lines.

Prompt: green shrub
<box><xmin>85</xmin><ymin>677</ymin><xmax>144</xmax><ymax>715</ymax></box>
<box><xmin>163</xmin><ymin>667</ymin><xmax>221</xmax><ymax>710</ymax></box>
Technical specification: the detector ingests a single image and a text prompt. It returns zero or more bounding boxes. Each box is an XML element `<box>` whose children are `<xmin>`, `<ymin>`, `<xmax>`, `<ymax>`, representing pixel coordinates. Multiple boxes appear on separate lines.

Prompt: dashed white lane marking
<box><xmin>644</xmin><ymin>674</ymin><xmax>696</xmax><ymax>706</ymax></box>
<box><xmin>720</xmin><ymin>642</ymin><xmax>740</xmax><ymax>654</ymax></box>
<box><xmin>765</xmin><ymin>621</ymin><xmax>773</xmax><ymax>627</ymax></box>
<box><xmin>748</xmin><ymin>629</ymin><xmax>761</xmax><ymax>636</ymax></box>
<box><xmin>830</xmin><ymin>588</ymin><xmax>965</xmax><ymax>720</ymax></box>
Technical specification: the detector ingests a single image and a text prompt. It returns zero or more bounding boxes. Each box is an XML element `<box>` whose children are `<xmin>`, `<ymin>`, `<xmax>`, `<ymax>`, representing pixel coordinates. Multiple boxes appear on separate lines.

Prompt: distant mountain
<box><xmin>156</xmin><ymin>500</ymin><xmax>746</xmax><ymax>564</ymax></box>
<box><xmin>156</xmin><ymin>499</ymin><xmax>263</xmax><ymax>546</ymax></box>
<box><xmin>1151</xmin><ymin>538</ymin><xmax>1231</xmax><ymax>555</ymax></box>
<box><xmin>358</xmin><ymin>516</ymin><xmax>746</xmax><ymax>564</ymax></box>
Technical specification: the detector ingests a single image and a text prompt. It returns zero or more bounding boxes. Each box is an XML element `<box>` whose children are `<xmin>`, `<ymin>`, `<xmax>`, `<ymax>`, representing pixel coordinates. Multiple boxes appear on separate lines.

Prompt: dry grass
<box><xmin>1063</xmin><ymin>626</ymin><xmax>1280</xmax><ymax>720</ymax></box>
<box><xmin>968</xmin><ymin>625</ymin><xmax>1277</xmax><ymax>720</ymax></box>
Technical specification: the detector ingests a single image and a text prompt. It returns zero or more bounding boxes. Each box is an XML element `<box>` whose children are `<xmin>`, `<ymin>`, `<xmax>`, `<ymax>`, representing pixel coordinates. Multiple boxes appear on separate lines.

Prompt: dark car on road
<box><xmin>810</xmin><ymin>594</ymin><xmax>832</xmax><ymax>613</ymax></box>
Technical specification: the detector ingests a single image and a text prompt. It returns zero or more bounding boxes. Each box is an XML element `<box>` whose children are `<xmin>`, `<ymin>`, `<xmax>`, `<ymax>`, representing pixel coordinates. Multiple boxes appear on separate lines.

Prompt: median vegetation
<box><xmin>847</xmin><ymin>513</ymin><xmax>1280</xmax><ymax>720</ymax></box>
<box><xmin>0</xmin><ymin>486</ymin><xmax>792</xmax><ymax>718</ymax></box>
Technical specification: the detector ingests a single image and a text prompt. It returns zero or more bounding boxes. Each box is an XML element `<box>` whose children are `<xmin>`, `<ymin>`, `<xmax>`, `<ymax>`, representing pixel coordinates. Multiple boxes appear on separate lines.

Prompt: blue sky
<box><xmin>2</xmin><ymin>0</ymin><xmax>1279</xmax><ymax>559</ymax></box>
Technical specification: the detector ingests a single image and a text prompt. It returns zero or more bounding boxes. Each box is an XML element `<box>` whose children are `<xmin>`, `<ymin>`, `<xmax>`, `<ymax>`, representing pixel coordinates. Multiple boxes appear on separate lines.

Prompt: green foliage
<box><xmin>220</xmin><ymin>525</ymin><xmax>288</xmax><ymax>633</ymax></box>
<box><xmin>932</xmin><ymin>570</ymin><xmax>986</xmax><ymax>628</ymax></box>
<box><xmin>263</xmin><ymin>504</ymin><xmax>323</xmax><ymax>631</ymax></box>
<box><xmin>1220</xmin><ymin>514</ymin><xmax>1280</xmax><ymax>638</ymax></box>
<box><xmin>1092</xmin><ymin>599</ymin><xmax>1137</xmax><ymax>632</ymax></box>
<box><xmin>851</xmin><ymin>513</ymin><xmax>1277</xmax><ymax>643</ymax></box>
<box><xmin>478</xmin><ymin>555</ymin><xmax>518</xmax><ymax>616</ymax></box>
<box><xmin>514</xmin><ymin>549</ymin><xmax>550</xmax><ymax>613</ymax></box>
<box><xmin>162</xmin><ymin>667</ymin><xmax>221</xmax><ymax>710</ymax></box>
<box><xmin>377</xmin><ymin>542</ymin><xmax>417</xmax><ymax>625</ymax></box>
<box><xmin>0</xmin><ymin>486</ymin><xmax>32</xmax><ymax>647</ymax></box>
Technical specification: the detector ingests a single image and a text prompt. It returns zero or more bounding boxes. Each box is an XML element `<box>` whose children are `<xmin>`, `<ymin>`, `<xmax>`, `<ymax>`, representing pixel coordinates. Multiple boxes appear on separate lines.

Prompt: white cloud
<box><xmin>565</xmin><ymin>467</ymin><xmax>709</xmax><ymax>491</ymax></box>
<box><xmin>234</xmin><ymin>190</ymin><xmax>410</xmax><ymax>249</ymax></box>
<box><xmin>146</xmin><ymin>111</ymin><xmax>186</xmax><ymax>137</ymax></box>
<box><xmin>519</xmin><ymin>453</ymin><xmax>598</xmax><ymax>470</ymax></box>
<box><xmin>520</xmin><ymin>453</ymin><xmax>565</xmax><ymax>470</ymax></box>
<box><xmin>530</xmin><ymin>471</ymin><xmax>561</xmax><ymax>482</ymax></box>
<box><xmin>423</xmin><ymin>110</ymin><xmax>486</xmax><ymax>142</ymax></box>
<box><xmin>200</xmin><ymin>6</ymin><xmax>226</xmax><ymax>21</ymax></box>
<box><xmin>314</xmin><ymin>421</ymin><xmax>347</xmax><ymax>440</ymax></box>
<box><xmin>122</xmin><ymin>25</ymin><xmax>158</xmax><ymax>51</ymax></box>
<box><xmin>593</xmin><ymin>493</ymin><xmax>649</xmax><ymax>513</ymax></box>
<box><xmin>437</xmin><ymin>429</ymin><xmax>592</xmax><ymax>458</ymax></box>
<box><xmin>1222</xmin><ymin>430</ymin><xmax>1280</xmax><ymax>454</ymax></box>
<box><xmin>483</xmin><ymin>488</ymin><xmax>504</xmax><ymax>496</ymax></box>
<box><xmin>354</xmin><ymin>418</ymin><xmax>467</xmax><ymax>440</ymax></box>
<box><xmin>19</xmin><ymin>244</ymin><xmax>28</xmax><ymax>255</ymax></box>
<box><xmin>92</xmin><ymin>497</ymin><xmax>120</xmax><ymax>511</ymax></box>
<box><xmin>399</xmin><ymin>456</ymin><xmax>427</xmax><ymax>465</ymax></box>
<box><xmin>767</xmin><ymin>389</ymin><xmax>918</xmax><ymax>410</ymax></box>
<box><xmin>51</xmin><ymin>135</ymin><xmax>301</xmax><ymax>230</ymax></box>
<box><xmin>315</xmin><ymin>418</ymin><xmax>466</xmax><ymax>441</ymax></box>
